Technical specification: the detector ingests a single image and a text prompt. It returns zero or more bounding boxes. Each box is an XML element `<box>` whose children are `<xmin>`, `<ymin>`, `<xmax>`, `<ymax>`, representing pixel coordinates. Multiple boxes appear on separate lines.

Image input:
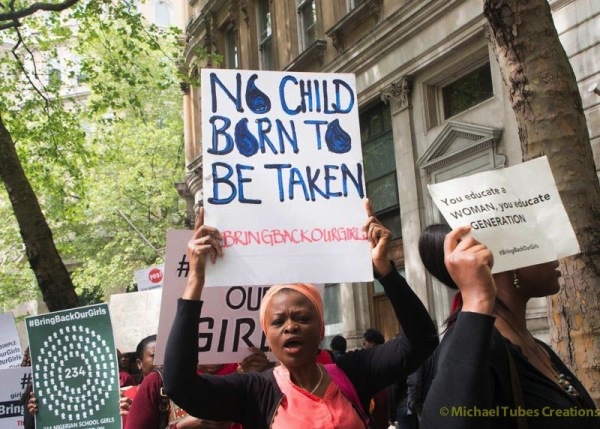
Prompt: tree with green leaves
<box><xmin>484</xmin><ymin>0</ymin><xmax>600</xmax><ymax>404</ymax></box>
<box><xmin>0</xmin><ymin>0</ymin><xmax>186</xmax><ymax>312</ymax></box>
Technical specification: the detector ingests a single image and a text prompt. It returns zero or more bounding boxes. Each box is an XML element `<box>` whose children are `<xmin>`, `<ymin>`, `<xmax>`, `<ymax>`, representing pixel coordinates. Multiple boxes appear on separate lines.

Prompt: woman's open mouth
<box><xmin>283</xmin><ymin>338</ymin><xmax>303</xmax><ymax>353</ymax></box>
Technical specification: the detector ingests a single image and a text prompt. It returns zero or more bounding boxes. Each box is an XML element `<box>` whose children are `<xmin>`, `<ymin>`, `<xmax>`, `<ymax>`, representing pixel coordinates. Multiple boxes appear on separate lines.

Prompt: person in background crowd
<box><xmin>362</xmin><ymin>328</ymin><xmax>385</xmax><ymax>349</ymax></box>
<box><xmin>118</xmin><ymin>348</ymin><xmax>136</xmax><ymax>387</ymax></box>
<box><xmin>362</xmin><ymin>328</ymin><xmax>389</xmax><ymax>429</ymax></box>
<box><xmin>162</xmin><ymin>202</ymin><xmax>438</xmax><ymax>428</ymax></box>
<box><xmin>418</xmin><ymin>224</ymin><xmax>599</xmax><ymax>429</ymax></box>
<box><xmin>330</xmin><ymin>335</ymin><xmax>347</xmax><ymax>362</ymax></box>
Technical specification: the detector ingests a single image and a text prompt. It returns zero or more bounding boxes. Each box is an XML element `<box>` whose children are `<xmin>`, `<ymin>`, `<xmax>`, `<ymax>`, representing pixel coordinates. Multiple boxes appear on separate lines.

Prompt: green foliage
<box><xmin>0</xmin><ymin>0</ymin><xmax>186</xmax><ymax>311</ymax></box>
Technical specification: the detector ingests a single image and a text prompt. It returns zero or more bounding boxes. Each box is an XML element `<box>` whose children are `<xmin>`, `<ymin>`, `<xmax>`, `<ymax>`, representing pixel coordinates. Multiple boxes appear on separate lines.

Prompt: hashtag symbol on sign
<box><xmin>176</xmin><ymin>254</ymin><xmax>189</xmax><ymax>278</ymax></box>
<box><xmin>21</xmin><ymin>372</ymin><xmax>32</xmax><ymax>389</ymax></box>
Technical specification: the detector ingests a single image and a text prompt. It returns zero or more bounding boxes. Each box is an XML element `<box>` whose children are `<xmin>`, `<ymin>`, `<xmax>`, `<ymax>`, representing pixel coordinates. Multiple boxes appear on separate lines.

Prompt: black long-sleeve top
<box><xmin>164</xmin><ymin>269</ymin><xmax>438</xmax><ymax>429</ymax></box>
<box><xmin>422</xmin><ymin>312</ymin><xmax>599</xmax><ymax>429</ymax></box>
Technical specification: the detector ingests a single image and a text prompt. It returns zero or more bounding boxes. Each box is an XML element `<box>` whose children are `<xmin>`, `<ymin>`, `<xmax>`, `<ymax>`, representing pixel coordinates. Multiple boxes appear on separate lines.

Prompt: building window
<box><xmin>297</xmin><ymin>0</ymin><xmax>317</xmax><ymax>50</ymax></box>
<box><xmin>442</xmin><ymin>63</ymin><xmax>493</xmax><ymax>119</ymax></box>
<box><xmin>257</xmin><ymin>0</ymin><xmax>273</xmax><ymax>69</ymax></box>
<box><xmin>361</xmin><ymin>103</ymin><xmax>401</xmax><ymax>238</ymax></box>
<box><xmin>154</xmin><ymin>0</ymin><xmax>171</xmax><ymax>28</ymax></box>
<box><xmin>346</xmin><ymin>0</ymin><xmax>363</xmax><ymax>11</ymax></box>
<box><xmin>225</xmin><ymin>27</ymin><xmax>239</xmax><ymax>69</ymax></box>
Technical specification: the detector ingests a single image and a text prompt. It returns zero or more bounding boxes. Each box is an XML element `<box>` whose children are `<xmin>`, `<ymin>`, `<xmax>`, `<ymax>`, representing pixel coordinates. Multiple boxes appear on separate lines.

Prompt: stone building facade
<box><xmin>178</xmin><ymin>0</ymin><xmax>600</xmax><ymax>348</ymax></box>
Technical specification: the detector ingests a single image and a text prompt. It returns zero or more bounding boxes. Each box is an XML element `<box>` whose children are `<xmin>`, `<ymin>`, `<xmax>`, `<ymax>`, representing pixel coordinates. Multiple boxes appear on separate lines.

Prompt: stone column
<box><xmin>339</xmin><ymin>281</ymin><xmax>372</xmax><ymax>350</ymax></box>
<box><xmin>380</xmin><ymin>77</ymin><xmax>431</xmax><ymax>311</ymax></box>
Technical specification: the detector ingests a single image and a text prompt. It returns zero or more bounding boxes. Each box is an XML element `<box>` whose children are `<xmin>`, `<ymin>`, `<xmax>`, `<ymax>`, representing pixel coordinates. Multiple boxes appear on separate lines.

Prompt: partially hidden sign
<box><xmin>134</xmin><ymin>264</ymin><xmax>165</xmax><ymax>291</ymax></box>
<box><xmin>26</xmin><ymin>304</ymin><xmax>120</xmax><ymax>429</ymax></box>
<box><xmin>0</xmin><ymin>366</ymin><xmax>31</xmax><ymax>428</ymax></box>
<box><xmin>201</xmin><ymin>69</ymin><xmax>371</xmax><ymax>286</ymax></box>
<box><xmin>154</xmin><ymin>230</ymin><xmax>323</xmax><ymax>365</ymax></box>
<box><xmin>0</xmin><ymin>312</ymin><xmax>22</xmax><ymax>369</ymax></box>
<box><xmin>428</xmin><ymin>156</ymin><xmax>580</xmax><ymax>273</ymax></box>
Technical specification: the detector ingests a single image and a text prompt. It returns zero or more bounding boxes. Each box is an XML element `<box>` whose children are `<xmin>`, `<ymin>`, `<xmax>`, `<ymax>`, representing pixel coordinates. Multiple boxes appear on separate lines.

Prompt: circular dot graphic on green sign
<box><xmin>35</xmin><ymin>324</ymin><xmax>117</xmax><ymax>420</ymax></box>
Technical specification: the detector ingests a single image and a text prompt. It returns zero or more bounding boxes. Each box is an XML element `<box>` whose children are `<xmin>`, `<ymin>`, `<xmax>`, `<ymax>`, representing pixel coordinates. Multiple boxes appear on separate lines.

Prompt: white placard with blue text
<box><xmin>428</xmin><ymin>156</ymin><xmax>580</xmax><ymax>273</ymax></box>
<box><xmin>201</xmin><ymin>69</ymin><xmax>371</xmax><ymax>286</ymax></box>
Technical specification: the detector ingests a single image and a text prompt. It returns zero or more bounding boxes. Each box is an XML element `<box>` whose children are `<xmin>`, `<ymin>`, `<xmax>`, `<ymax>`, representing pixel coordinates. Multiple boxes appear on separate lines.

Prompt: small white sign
<box><xmin>0</xmin><ymin>366</ymin><xmax>31</xmax><ymax>428</ymax></box>
<box><xmin>109</xmin><ymin>289</ymin><xmax>162</xmax><ymax>353</ymax></box>
<box><xmin>428</xmin><ymin>156</ymin><xmax>580</xmax><ymax>273</ymax></box>
<box><xmin>0</xmin><ymin>313</ymin><xmax>23</xmax><ymax>369</ymax></box>
<box><xmin>135</xmin><ymin>264</ymin><xmax>165</xmax><ymax>291</ymax></box>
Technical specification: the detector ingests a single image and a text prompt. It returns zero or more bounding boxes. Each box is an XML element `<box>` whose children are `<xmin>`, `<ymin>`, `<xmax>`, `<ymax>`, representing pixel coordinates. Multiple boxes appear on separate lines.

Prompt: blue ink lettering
<box><xmin>324</xmin><ymin>165</ymin><xmax>342</xmax><ymax>197</ymax></box>
<box><xmin>280</xmin><ymin>77</ymin><xmax>353</xmax><ymax>114</ymax></box>
<box><xmin>280</xmin><ymin>75</ymin><xmax>302</xmax><ymax>114</ymax></box>
<box><xmin>306</xmin><ymin>166</ymin><xmax>327</xmax><ymax>200</ymax></box>
<box><xmin>289</xmin><ymin>167</ymin><xmax>310</xmax><ymax>201</ymax></box>
<box><xmin>304</xmin><ymin>120</ymin><xmax>328</xmax><ymax>150</ymax></box>
<box><xmin>332</xmin><ymin>79</ymin><xmax>355</xmax><ymax>113</ymax></box>
<box><xmin>209</xmin><ymin>162</ymin><xmax>262</xmax><ymax>204</ymax></box>
<box><xmin>208</xmin><ymin>115</ymin><xmax>234</xmax><ymax>155</ymax></box>
<box><xmin>237</xmin><ymin>164</ymin><xmax>261</xmax><ymax>204</ymax></box>
<box><xmin>256</xmin><ymin>118</ymin><xmax>278</xmax><ymax>154</ymax></box>
<box><xmin>342</xmin><ymin>163</ymin><xmax>364</xmax><ymax>197</ymax></box>
<box><xmin>264</xmin><ymin>164</ymin><xmax>291</xmax><ymax>202</ymax></box>
<box><xmin>264</xmin><ymin>163</ymin><xmax>364</xmax><ymax>202</ymax></box>
<box><xmin>210</xmin><ymin>72</ymin><xmax>243</xmax><ymax>113</ymax></box>
<box><xmin>275</xmin><ymin>119</ymin><xmax>298</xmax><ymax>154</ymax></box>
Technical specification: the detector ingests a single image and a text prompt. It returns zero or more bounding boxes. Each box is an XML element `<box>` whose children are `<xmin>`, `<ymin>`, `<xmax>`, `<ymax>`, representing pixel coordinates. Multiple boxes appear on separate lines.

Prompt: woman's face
<box><xmin>117</xmin><ymin>350</ymin><xmax>129</xmax><ymax>371</ymax></box>
<box><xmin>264</xmin><ymin>290</ymin><xmax>322</xmax><ymax>369</ymax></box>
<box><xmin>136</xmin><ymin>341</ymin><xmax>156</xmax><ymax>376</ymax></box>
<box><xmin>516</xmin><ymin>260</ymin><xmax>561</xmax><ymax>297</ymax></box>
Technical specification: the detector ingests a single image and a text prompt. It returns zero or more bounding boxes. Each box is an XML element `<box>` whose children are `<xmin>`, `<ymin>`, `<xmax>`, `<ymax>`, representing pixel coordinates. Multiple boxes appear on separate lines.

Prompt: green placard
<box><xmin>26</xmin><ymin>304</ymin><xmax>121</xmax><ymax>429</ymax></box>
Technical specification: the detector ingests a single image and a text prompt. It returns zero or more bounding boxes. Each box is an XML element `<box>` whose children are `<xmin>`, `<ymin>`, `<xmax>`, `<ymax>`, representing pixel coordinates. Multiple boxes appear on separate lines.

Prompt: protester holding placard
<box><xmin>163</xmin><ymin>203</ymin><xmax>438</xmax><ymax>429</ymax></box>
<box><xmin>418</xmin><ymin>224</ymin><xmax>599</xmax><ymax>429</ymax></box>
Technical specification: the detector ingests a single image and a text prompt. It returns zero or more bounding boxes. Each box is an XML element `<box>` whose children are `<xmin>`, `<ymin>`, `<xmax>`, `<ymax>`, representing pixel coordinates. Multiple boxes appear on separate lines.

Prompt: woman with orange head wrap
<box><xmin>163</xmin><ymin>201</ymin><xmax>438</xmax><ymax>429</ymax></box>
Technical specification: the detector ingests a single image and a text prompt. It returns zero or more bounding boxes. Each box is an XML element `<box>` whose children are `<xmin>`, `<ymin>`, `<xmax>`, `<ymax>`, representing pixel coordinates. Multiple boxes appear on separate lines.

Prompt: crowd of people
<box><xmin>19</xmin><ymin>201</ymin><xmax>599</xmax><ymax>429</ymax></box>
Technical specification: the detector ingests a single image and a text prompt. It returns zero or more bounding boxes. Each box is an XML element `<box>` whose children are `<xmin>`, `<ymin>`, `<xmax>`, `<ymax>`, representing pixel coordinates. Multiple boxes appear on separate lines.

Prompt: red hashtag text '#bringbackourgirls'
<box><xmin>221</xmin><ymin>226</ymin><xmax>367</xmax><ymax>247</ymax></box>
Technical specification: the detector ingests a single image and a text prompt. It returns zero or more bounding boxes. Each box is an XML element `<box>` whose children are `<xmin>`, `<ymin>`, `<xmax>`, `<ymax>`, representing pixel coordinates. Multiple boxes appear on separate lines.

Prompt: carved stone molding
<box><xmin>186</xmin><ymin>154</ymin><xmax>204</xmax><ymax>199</ymax></box>
<box><xmin>239</xmin><ymin>0</ymin><xmax>250</xmax><ymax>24</ymax></box>
<box><xmin>225</xmin><ymin>0</ymin><xmax>240</xmax><ymax>33</ymax></box>
<box><xmin>284</xmin><ymin>40</ymin><xmax>327</xmax><ymax>71</ymax></box>
<box><xmin>416</xmin><ymin>121</ymin><xmax>505</xmax><ymax>182</ymax></box>
<box><xmin>381</xmin><ymin>76</ymin><xmax>413</xmax><ymax>114</ymax></box>
<box><xmin>325</xmin><ymin>0</ymin><xmax>383</xmax><ymax>53</ymax></box>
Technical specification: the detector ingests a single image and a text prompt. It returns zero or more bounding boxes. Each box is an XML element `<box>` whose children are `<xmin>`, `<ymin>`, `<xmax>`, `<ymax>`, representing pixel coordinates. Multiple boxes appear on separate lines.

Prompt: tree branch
<box><xmin>0</xmin><ymin>0</ymin><xmax>80</xmax><ymax>24</ymax></box>
<box><xmin>11</xmin><ymin>27</ymin><xmax>50</xmax><ymax>111</ymax></box>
